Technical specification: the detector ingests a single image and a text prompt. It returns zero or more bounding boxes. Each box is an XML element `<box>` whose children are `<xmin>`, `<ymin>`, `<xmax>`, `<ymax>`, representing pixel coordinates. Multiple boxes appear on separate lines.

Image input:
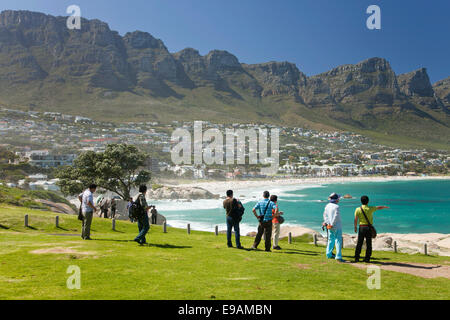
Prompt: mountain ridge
<box><xmin>0</xmin><ymin>10</ymin><xmax>449</xmax><ymax>149</ymax></box>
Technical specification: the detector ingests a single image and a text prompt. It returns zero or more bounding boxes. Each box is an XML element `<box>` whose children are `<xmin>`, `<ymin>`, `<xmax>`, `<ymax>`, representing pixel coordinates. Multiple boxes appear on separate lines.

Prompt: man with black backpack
<box><xmin>251</xmin><ymin>191</ymin><xmax>275</xmax><ymax>252</ymax></box>
<box><xmin>130</xmin><ymin>185</ymin><xmax>150</xmax><ymax>245</ymax></box>
<box><xmin>354</xmin><ymin>195</ymin><xmax>389</xmax><ymax>263</ymax></box>
<box><xmin>223</xmin><ymin>190</ymin><xmax>244</xmax><ymax>249</ymax></box>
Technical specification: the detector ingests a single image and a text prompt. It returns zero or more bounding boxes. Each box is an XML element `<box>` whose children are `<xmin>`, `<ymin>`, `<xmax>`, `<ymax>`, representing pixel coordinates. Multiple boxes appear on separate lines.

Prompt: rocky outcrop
<box><xmin>244</xmin><ymin>61</ymin><xmax>306</xmax><ymax>97</ymax></box>
<box><xmin>299</xmin><ymin>57</ymin><xmax>399</xmax><ymax>106</ymax></box>
<box><xmin>433</xmin><ymin>76</ymin><xmax>450</xmax><ymax>108</ymax></box>
<box><xmin>35</xmin><ymin>199</ymin><xmax>76</xmax><ymax>214</ymax></box>
<box><xmin>146</xmin><ymin>186</ymin><xmax>219</xmax><ymax>200</ymax></box>
<box><xmin>398</xmin><ymin>68</ymin><xmax>434</xmax><ymax>97</ymax></box>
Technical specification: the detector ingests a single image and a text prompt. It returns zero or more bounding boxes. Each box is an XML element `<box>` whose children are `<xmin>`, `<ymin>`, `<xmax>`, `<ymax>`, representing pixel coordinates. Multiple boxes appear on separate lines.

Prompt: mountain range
<box><xmin>0</xmin><ymin>10</ymin><xmax>449</xmax><ymax>149</ymax></box>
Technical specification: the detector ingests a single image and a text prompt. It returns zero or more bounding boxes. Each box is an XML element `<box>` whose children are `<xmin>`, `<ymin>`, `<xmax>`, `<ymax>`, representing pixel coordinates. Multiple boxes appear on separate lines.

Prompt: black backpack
<box><xmin>230</xmin><ymin>198</ymin><xmax>245</xmax><ymax>222</ymax></box>
<box><xmin>128</xmin><ymin>195</ymin><xmax>145</xmax><ymax>220</ymax></box>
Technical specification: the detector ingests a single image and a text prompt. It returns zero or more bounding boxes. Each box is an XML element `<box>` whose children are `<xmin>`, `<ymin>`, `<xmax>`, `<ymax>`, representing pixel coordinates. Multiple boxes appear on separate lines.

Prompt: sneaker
<box><xmin>227</xmin><ymin>244</ymin><xmax>233</xmax><ymax>248</ymax></box>
<box><xmin>363</xmin><ymin>259</ymin><xmax>370</xmax><ymax>263</ymax></box>
<box><xmin>237</xmin><ymin>246</ymin><xmax>244</xmax><ymax>250</ymax></box>
<box><xmin>265</xmin><ymin>249</ymin><xmax>271</xmax><ymax>252</ymax></box>
<box><xmin>85</xmin><ymin>237</ymin><xmax>92</xmax><ymax>240</ymax></box>
<box><xmin>273</xmin><ymin>246</ymin><xmax>282</xmax><ymax>250</ymax></box>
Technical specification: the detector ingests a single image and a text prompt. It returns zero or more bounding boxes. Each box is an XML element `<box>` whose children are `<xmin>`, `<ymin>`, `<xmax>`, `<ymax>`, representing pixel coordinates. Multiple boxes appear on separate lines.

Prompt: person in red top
<box><xmin>270</xmin><ymin>195</ymin><xmax>283</xmax><ymax>250</ymax></box>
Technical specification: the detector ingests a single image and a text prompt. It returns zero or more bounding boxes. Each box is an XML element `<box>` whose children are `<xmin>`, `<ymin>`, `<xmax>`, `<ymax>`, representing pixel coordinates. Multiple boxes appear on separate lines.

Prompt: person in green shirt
<box><xmin>354</xmin><ymin>195</ymin><xmax>389</xmax><ymax>263</ymax></box>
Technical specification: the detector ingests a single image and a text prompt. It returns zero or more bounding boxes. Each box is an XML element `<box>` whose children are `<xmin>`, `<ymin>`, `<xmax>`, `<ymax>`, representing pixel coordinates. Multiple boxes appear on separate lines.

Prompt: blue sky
<box><xmin>1</xmin><ymin>0</ymin><xmax>449</xmax><ymax>82</ymax></box>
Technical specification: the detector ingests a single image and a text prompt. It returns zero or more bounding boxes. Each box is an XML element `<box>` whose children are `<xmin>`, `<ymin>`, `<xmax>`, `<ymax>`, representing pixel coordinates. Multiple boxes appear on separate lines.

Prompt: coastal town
<box><xmin>0</xmin><ymin>107</ymin><xmax>449</xmax><ymax>190</ymax></box>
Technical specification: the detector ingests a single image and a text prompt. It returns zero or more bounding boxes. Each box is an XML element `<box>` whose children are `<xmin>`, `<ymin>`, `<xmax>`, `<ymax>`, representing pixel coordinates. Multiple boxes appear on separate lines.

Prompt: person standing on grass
<box><xmin>270</xmin><ymin>195</ymin><xmax>283</xmax><ymax>250</ymax></box>
<box><xmin>223</xmin><ymin>190</ymin><xmax>243</xmax><ymax>249</ymax></box>
<box><xmin>354</xmin><ymin>195</ymin><xmax>389</xmax><ymax>263</ymax></box>
<box><xmin>134</xmin><ymin>185</ymin><xmax>150</xmax><ymax>245</ymax></box>
<box><xmin>111</xmin><ymin>198</ymin><xmax>117</xmax><ymax>219</ymax></box>
<box><xmin>150</xmin><ymin>206</ymin><xmax>158</xmax><ymax>225</ymax></box>
<box><xmin>80</xmin><ymin>184</ymin><xmax>98</xmax><ymax>240</ymax></box>
<box><xmin>251</xmin><ymin>191</ymin><xmax>275</xmax><ymax>252</ymax></box>
<box><xmin>322</xmin><ymin>193</ymin><xmax>344</xmax><ymax>262</ymax></box>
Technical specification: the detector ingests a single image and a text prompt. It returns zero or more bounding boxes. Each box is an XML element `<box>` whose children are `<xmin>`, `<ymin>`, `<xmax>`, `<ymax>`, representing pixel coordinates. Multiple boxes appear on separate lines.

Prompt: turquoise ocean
<box><xmin>153</xmin><ymin>179</ymin><xmax>450</xmax><ymax>235</ymax></box>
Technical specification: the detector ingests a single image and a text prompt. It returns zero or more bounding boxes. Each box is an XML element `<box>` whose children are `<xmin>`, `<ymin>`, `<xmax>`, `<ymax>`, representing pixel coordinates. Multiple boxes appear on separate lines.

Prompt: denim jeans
<box><xmin>326</xmin><ymin>228</ymin><xmax>343</xmax><ymax>260</ymax></box>
<box><xmin>135</xmin><ymin>214</ymin><xmax>150</xmax><ymax>244</ymax></box>
<box><xmin>226</xmin><ymin>216</ymin><xmax>241</xmax><ymax>247</ymax></box>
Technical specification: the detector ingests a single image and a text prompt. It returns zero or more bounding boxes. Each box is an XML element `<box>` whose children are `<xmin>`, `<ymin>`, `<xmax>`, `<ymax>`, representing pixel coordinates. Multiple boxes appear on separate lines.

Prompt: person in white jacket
<box><xmin>322</xmin><ymin>193</ymin><xmax>344</xmax><ymax>262</ymax></box>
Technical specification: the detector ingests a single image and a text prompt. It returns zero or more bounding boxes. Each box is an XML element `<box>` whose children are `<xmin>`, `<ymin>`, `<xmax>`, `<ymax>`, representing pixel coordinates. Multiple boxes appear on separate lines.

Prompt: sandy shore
<box><xmin>168</xmin><ymin>175</ymin><xmax>450</xmax><ymax>195</ymax></box>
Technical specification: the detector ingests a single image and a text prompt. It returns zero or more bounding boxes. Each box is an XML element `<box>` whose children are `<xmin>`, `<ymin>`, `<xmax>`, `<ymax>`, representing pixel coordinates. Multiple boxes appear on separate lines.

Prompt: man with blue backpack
<box><xmin>251</xmin><ymin>191</ymin><xmax>276</xmax><ymax>252</ymax></box>
<box><xmin>223</xmin><ymin>190</ymin><xmax>245</xmax><ymax>249</ymax></box>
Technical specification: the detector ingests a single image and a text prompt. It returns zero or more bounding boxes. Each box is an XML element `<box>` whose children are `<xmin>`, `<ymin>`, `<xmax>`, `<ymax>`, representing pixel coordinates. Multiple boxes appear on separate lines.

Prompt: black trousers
<box><xmin>253</xmin><ymin>221</ymin><xmax>272</xmax><ymax>251</ymax></box>
<box><xmin>355</xmin><ymin>226</ymin><xmax>372</xmax><ymax>261</ymax></box>
<box><xmin>151</xmin><ymin>214</ymin><xmax>157</xmax><ymax>224</ymax></box>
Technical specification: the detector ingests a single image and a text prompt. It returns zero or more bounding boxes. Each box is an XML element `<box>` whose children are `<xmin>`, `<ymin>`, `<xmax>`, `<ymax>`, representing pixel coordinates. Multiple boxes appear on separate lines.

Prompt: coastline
<box><xmin>160</xmin><ymin>175</ymin><xmax>450</xmax><ymax>256</ymax></box>
<box><xmin>167</xmin><ymin>175</ymin><xmax>450</xmax><ymax>194</ymax></box>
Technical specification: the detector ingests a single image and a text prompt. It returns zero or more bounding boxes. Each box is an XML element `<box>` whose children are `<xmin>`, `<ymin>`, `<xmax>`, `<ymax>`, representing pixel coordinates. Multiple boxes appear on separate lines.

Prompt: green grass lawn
<box><xmin>0</xmin><ymin>205</ymin><xmax>449</xmax><ymax>300</ymax></box>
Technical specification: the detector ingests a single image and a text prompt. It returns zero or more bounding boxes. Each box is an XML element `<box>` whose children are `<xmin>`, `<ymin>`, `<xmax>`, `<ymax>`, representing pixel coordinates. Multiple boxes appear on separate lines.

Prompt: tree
<box><xmin>56</xmin><ymin>144</ymin><xmax>151</xmax><ymax>199</ymax></box>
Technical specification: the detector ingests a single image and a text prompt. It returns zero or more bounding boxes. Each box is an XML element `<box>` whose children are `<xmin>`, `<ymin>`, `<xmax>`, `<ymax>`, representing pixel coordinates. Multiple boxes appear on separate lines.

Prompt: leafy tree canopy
<box><xmin>56</xmin><ymin>144</ymin><xmax>151</xmax><ymax>199</ymax></box>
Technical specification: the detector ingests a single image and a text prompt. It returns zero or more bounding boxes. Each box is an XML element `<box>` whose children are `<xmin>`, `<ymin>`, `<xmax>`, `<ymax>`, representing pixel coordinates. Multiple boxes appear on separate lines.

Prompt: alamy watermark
<box><xmin>366</xmin><ymin>5</ymin><xmax>381</xmax><ymax>30</ymax></box>
<box><xmin>170</xmin><ymin>121</ymin><xmax>279</xmax><ymax>175</ymax></box>
<box><xmin>66</xmin><ymin>265</ymin><xmax>81</xmax><ymax>289</ymax></box>
<box><xmin>366</xmin><ymin>265</ymin><xmax>381</xmax><ymax>290</ymax></box>
<box><xmin>66</xmin><ymin>5</ymin><xmax>81</xmax><ymax>30</ymax></box>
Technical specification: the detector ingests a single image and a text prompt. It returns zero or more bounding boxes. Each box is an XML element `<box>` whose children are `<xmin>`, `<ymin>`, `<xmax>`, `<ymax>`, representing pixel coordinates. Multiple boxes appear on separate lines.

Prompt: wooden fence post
<box><xmin>163</xmin><ymin>222</ymin><xmax>167</xmax><ymax>233</ymax></box>
<box><xmin>187</xmin><ymin>223</ymin><xmax>191</xmax><ymax>234</ymax></box>
<box><xmin>24</xmin><ymin>214</ymin><xmax>29</xmax><ymax>227</ymax></box>
<box><xmin>313</xmin><ymin>233</ymin><xmax>317</xmax><ymax>246</ymax></box>
<box><xmin>55</xmin><ymin>216</ymin><xmax>59</xmax><ymax>228</ymax></box>
<box><xmin>288</xmin><ymin>232</ymin><xmax>292</xmax><ymax>244</ymax></box>
<box><xmin>215</xmin><ymin>225</ymin><xmax>218</xmax><ymax>236</ymax></box>
<box><xmin>424</xmin><ymin>243</ymin><xmax>428</xmax><ymax>255</ymax></box>
<box><xmin>112</xmin><ymin>218</ymin><xmax>116</xmax><ymax>231</ymax></box>
<box><xmin>393</xmin><ymin>241</ymin><xmax>397</xmax><ymax>253</ymax></box>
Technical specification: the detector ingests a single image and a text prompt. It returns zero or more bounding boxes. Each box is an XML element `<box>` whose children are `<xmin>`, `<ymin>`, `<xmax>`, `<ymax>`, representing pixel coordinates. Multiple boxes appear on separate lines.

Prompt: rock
<box><xmin>373</xmin><ymin>236</ymin><xmax>393</xmax><ymax>250</ymax></box>
<box><xmin>398</xmin><ymin>68</ymin><xmax>434</xmax><ymax>97</ymax></box>
<box><xmin>146</xmin><ymin>186</ymin><xmax>218</xmax><ymax>200</ymax></box>
<box><xmin>343</xmin><ymin>194</ymin><xmax>352</xmax><ymax>199</ymax></box>
<box><xmin>246</xmin><ymin>232</ymin><xmax>257</xmax><ymax>237</ymax></box>
<box><xmin>35</xmin><ymin>199</ymin><xmax>76</xmax><ymax>214</ymax></box>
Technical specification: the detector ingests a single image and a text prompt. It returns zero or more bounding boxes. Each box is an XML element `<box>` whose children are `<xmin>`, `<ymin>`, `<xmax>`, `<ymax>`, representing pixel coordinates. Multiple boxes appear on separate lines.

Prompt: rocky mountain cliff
<box><xmin>0</xmin><ymin>10</ymin><xmax>448</xmax><ymax>148</ymax></box>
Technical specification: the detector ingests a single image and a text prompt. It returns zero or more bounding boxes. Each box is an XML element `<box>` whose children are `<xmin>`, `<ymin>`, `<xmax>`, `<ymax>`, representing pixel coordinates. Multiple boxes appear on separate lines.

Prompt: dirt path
<box><xmin>350</xmin><ymin>261</ymin><xmax>450</xmax><ymax>279</ymax></box>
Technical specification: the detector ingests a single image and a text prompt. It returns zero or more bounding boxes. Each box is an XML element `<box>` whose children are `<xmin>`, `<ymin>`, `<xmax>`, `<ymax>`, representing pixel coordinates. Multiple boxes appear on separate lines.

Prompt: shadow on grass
<box><xmin>56</xmin><ymin>226</ymin><xmax>69</xmax><ymax>231</ymax></box>
<box><xmin>148</xmin><ymin>243</ymin><xmax>192</xmax><ymax>249</ymax></box>
<box><xmin>0</xmin><ymin>224</ymin><xmax>9</xmax><ymax>229</ymax></box>
<box><xmin>112</xmin><ymin>230</ymin><xmax>125</xmax><ymax>233</ymax></box>
<box><xmin>279</xmin><ymin>250</ymin><xmax>319</xmax><ymax>256</ymax></box>
<box><xmin>371</xmin><ymin>261</ymin><xmax>442</xmax><ymax>269</ymax></box>
<box><xmin>26</xmin><ymin>226</ymin><xmax>37</xmax><ymax>230</ymax></box>
<box><xmin>94</xmin><ymin>239</ymin><xmax>134</xmax><ymax>243</ymax></box>
<box><xmin>341</xmin><ymin>255</ymin><xmax>391</xmax><ymax>261</ymax></box>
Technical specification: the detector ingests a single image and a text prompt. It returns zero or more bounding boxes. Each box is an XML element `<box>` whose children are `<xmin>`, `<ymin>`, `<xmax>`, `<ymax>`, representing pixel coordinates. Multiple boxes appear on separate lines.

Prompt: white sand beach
<box><xmin>168</xmin><ymin>175</ymin><xmax>450</xmax><ymax>195</ymax></box>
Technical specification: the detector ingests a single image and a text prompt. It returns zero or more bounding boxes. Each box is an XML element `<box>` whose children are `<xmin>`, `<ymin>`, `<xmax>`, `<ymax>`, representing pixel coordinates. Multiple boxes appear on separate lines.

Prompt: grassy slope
<box><xmin>0</xmin><ymin>186</ymin><xmax>74</xmax><ymax>210</ymax></box>
<box><xmin>0</xmin><ymin>205</ymin><xmax>449</xmax><ymax>300</ymax></box>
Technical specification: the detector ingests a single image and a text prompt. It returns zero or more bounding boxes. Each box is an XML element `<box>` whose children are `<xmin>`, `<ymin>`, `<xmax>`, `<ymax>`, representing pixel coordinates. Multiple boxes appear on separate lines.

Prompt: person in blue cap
<box><xmin>322</xmin><ymin>192</ymin><xmax>344</xmax><ymax>262</ymax></box>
